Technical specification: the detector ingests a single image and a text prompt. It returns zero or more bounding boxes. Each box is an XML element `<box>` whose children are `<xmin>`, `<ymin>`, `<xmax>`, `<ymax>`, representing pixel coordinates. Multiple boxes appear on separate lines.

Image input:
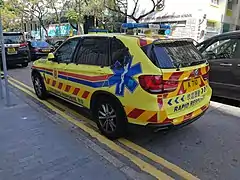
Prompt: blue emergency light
<box><xmin>88</xmin><ymin>29</ymin><xmax>108</xmax><ymax>33</ymax></box>
<box><xmin>121</xmin><ymin>23</ymin><xmax>171</xmax><ymax>30</ymax></box>
<box><xmin>121</xmin><ymin>23</ymin><xmax>149</xmax><ymax>29</ymax></box>
<box><xmin>160</xmin><ymin>24</ymin><xmax>171</xmax><ymax>29</ymax></box>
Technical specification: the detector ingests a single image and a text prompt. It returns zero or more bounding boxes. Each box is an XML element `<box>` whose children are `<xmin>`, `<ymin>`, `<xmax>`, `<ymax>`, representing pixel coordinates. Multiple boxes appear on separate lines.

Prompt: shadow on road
<box><xmin>211</xmin><ymin>96</ymin><xmax>240</xmax><ymax>107</ymax></box>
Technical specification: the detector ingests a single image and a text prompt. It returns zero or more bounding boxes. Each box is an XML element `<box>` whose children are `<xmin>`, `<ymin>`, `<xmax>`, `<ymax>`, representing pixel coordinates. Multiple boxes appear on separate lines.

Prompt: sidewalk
<box><xmin>0</xmin><ymin>90</ymin><xmax>130</xmax><ymax>180</ymax></box>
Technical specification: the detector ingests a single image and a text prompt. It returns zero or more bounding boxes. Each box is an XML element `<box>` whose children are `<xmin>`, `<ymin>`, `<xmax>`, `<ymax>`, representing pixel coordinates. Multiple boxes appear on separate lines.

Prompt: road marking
<box><xmin>9</xmin><ymin>79</ymin><xmax>173</xmax><ymax>180</ymax></box>
<box><xmin>119</xmin><ymin>139</ymin><xmax>199</xmax><ymax>180</ymax></box>
<box><xmin>9</xmin><ymin>77</ymin><xmax>34</xmax><ymax>91</ymax></box>
<box><xmin>9</xmin><ymin>76</ymin><xmax>199</xmax><ymax>180</ymax></box>
<box><xmin>45</xmin><ymin>95</ymin><xmax>199</xmax><ymax>180</ymax></box>
<box><xmin>48</xmin><ymin>98</ymin><xmax>199</xmax><ymax>180</ymax></box>
<box><xmin>48</xmin><ymin>98</ymin><xmax>97</xmax><ymax>128</ymax></box>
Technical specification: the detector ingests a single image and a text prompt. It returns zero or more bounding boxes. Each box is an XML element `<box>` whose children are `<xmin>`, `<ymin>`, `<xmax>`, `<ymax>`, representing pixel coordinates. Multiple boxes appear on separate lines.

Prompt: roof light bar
<box><xmin>88</xmin><ymin>29</ymin><xmax>108</xmax><ymax>33</ymax></box>
<box><xmin>121</xmin><ymin>23</ymin><xmax>171</xmax><ymax>30</ymax></box>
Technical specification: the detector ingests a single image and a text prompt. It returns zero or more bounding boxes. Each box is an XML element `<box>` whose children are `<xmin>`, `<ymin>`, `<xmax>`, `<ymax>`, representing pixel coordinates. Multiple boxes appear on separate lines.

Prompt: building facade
<box><xmin>127</xmin><ymin>0</ymin><xmax>240</xmax><ymax>42</ymax></box>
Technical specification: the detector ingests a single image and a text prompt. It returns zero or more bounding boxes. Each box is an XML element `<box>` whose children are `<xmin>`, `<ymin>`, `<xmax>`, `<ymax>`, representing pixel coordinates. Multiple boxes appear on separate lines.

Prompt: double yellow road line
<box><xmin>9</xmin><ymin>77</ymin><xmax>199</xmax><ymax>180</ymax></box>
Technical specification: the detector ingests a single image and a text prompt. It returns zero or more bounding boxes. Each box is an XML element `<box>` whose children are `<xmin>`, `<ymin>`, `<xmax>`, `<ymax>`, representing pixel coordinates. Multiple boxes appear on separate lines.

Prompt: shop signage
<box><xmin>143</xmin><ymin>13</ymin><xmax>193</xmax><ymax>22</ymax></box>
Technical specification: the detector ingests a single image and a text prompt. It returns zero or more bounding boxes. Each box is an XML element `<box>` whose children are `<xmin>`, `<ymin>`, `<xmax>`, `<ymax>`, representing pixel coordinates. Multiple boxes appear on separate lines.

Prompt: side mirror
<box><xmin>47</xmin><ymin>53</ymin><xmax>56</xmax><ymax>61</ymax></box>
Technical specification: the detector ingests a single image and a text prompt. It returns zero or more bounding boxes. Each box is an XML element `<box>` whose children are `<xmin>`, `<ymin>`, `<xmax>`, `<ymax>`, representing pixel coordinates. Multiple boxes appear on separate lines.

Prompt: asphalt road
<box><xmin>8</xmin><ymin>64</ymin><xmax>240</xmax><ymax>180</ymax></box>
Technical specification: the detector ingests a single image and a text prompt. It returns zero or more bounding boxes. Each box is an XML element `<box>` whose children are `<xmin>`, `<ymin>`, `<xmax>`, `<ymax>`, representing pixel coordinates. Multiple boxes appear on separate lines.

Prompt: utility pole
<box><xmin>0</xmin><ymin>0</ymin><xmax>3</xmax><ymax>99</ymax></box>
<box><xmin>0</xmin><ymin>1</ymin><xmax>11</xmax><ymax>106</ymax></box>
<box><xmin>0</xmin><ymin>66</ymin><xmax>3</xmax><ymax>99</ymax></box>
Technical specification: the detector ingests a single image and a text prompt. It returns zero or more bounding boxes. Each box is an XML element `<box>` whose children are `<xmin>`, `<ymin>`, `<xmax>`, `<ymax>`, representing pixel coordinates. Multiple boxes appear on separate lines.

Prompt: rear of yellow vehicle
<box><xmin>121</xmin><ymin>36</ymin><xmax>212</xmax><ymax>128</ymax></box>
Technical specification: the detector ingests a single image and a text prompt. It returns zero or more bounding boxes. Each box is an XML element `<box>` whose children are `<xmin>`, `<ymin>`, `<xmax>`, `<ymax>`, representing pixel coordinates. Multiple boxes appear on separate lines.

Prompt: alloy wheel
<box><xmin>34</xmin><ymin>77</ymin><xmax>42</xmax><ymax>97</ymax></box>
<box><xmin>98</xmin><ymin>103</ymin><xmax>117</xmax><ymax>133</ymax></box>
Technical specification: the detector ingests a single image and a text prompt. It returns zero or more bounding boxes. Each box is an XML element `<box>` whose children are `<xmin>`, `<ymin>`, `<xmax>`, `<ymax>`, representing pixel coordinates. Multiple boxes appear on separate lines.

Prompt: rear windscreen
<box><xmin>32</xmin><ymin>41</ymin><xmax>50</xmax><ymax>48</ymax></box>
<box><xmin>4</xmin><ymin>34</ymin><xmax>24</xmax><ymax>44</ymax></box>
<box><xmin>141</xmin><ymin>40</ymin><xmax>205</xmax><ymax>69</ymax></box>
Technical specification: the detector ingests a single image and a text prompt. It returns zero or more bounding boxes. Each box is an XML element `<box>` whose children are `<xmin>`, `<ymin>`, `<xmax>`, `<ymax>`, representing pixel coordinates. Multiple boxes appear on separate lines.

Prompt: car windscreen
<box><xmin>3</xmin><ymin>34</ymin><xmax>24</xmax><ymax>44</ymax></box>
<box><xmin>141</xmin><ymin>39</ymin><xmax>206</xmax><ymax>69</ymax></box>
<box><xmin>31</xmin><ymin>41</ymin><xmax>50</xmax><ymax>48</ymax></box>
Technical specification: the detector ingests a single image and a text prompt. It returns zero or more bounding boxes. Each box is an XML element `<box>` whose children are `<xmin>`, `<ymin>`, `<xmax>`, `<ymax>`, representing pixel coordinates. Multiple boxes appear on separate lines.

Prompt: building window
<box><xmin>207</xmin><ymin>21</ymin><xmax>216</xmax><ymax>31</ymax></box>
<box><xmin>227</xmin><ymin>0</ymin><xmax>233</xmax><ymax>10</ymax></box>
<box><xmin>211</xmin><ymin>0</ymin><xmax>219</xmax><ymax>5</ymax></box>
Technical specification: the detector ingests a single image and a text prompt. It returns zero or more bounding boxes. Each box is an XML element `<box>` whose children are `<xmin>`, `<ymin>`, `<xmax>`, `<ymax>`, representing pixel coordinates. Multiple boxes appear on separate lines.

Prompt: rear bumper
<box><xmin>31</xmin><ymin>52</ymin><xmax>49</xmax><ymax>60</ymax></box>
<box><xmin>1</xmin><ymin>55</ymin><xmax>29</xmax><ymax>66</ymax></box>
<box><xmin>146</xmin><ymin>104</ymin><xmax>209</xmax><ymax>129</ymax></box>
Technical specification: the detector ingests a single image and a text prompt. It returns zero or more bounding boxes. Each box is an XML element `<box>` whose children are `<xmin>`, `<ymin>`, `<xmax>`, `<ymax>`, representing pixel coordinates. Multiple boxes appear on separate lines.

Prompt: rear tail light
<box><xmin>139</xmin><ymin>75</ymin><xmax>178</xmax><ymax>94</ymax></box>
<box><xmin>202</xmin><ymin>72</ymin><xmax>209</xmax><ymax>81</ymax></box>
<box><xmin>33</xmin><ymin>48</ymin><xmax>39</xmax><ymax>52</ymax></box>
<box><xmin>20</xmin><ymin>42</ymin><xmax>28</xmax><ymax>48</ymax></box>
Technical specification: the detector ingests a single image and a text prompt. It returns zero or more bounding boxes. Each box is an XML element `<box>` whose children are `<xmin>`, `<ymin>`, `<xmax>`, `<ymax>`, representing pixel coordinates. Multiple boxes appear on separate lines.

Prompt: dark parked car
<box><xmin>1</xmin><ymin>32</ymin><xmax>30</xmax><ymax>68</ymax></box>
<box><xmin>28</xmin><ymin>41</ymin><xmax>54</xmax><ymax>61</ymax></box>
<box><xmin>197</xmin><ymin>31</ymin><xmax>240</xmax><ymax>100</ymax></box>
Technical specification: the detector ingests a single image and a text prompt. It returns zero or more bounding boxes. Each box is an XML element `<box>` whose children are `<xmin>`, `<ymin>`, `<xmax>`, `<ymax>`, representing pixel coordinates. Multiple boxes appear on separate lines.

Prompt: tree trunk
<box><xmin>69</xmin><ymin>22</ymin><xmax>78</xmax><ymax>30</ymax></box>
<box><xmin>43</xmin><ymin>26</ymin><xmax>48</xmax><ymax>38</ymax></box>
<box><xmin>39</xmin><ymin>19</ymin><xmax>48</xmax><ymax>40</ymax></box>
<box><xmin>94</xmin><ymin>16</ymin><xmax>97</xmax><ymax>27</ymax></box>
<box><xmin>54</xmin><ymin>7</ymin><xmax>61</xmax><ymax>35</ymax></box>
<box><xmin>77</xmin><ymin>23</ymin><xmax>81</xmax><ymax>34</ymax></box>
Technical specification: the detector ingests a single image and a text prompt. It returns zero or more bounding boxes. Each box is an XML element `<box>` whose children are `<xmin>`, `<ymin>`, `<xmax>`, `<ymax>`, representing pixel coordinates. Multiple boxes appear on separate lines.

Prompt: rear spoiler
<box><xmin>153</xmin><ymin>38</ymin><xmax>199</xmax><ymax>46</ymax></box>
<box><xmin>153</xmin><ymin>38</ymin><xmax>197</xmax><ymax>43</ymax></box>
<box><xmin>3</xmin><ymin>32</ymin><xmax>23</xmax><ymax>36</ymax></box>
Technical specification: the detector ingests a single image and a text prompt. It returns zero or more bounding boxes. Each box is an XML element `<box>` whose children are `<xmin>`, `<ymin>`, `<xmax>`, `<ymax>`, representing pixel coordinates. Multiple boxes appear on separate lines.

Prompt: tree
<box><xmin>46</xmin><ymin>0</ymin><xmax>70</xmax><ymax>26</ymax></box>
<box><xmin>9</xmin><ymin>0</ymin><xmax>49</xmax><ymax>38</ymax></box>
<box><xmin>1</xmin><ymin>2</ymin><xmax>21</xmax><ymax>31</ymax></box>
<box><xmin>105</xmin><ymin>0</ymin><xmax>165</xmax><ymax>23</ymax></box>
<box><xmin>66</xmin><ymin>0</ymin><xmax>106</xmax><ymax>34</ymax></box>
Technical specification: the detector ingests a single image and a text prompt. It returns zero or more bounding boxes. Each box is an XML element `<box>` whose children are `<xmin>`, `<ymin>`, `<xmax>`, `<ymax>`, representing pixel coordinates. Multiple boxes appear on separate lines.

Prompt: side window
<box><xmin>75</xmin><ymin>37</ymin><xmax>109</xmax><ymax>66</ymax></box>
<box><xmin>55</xmin><ymin>38</ymin><xmax>79</xmax><ymax>63</ymax></box>
<box><xmin>111</xmin><ymin>38</ymin><xmax>129</xmax><ymax>66</ymax></box>
<box><xmin>203</xmin><ymin>38</ymin><xmax>239</xmax><ymax>59</ymax></box>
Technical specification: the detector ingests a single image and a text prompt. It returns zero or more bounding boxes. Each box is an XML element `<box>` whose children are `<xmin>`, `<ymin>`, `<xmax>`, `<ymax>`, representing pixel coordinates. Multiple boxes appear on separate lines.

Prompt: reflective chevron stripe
<box><xmin>46</xmin><ymin>78</ymin><xmax>91</xmax><ymax>100</ymax></box>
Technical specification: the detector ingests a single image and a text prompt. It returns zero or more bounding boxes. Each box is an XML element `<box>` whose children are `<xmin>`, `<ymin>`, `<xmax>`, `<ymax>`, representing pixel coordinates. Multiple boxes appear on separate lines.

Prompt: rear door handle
<box><xmin>220</xmin><ymin>63</ymin><xmax>232</xmax><ymax>67</ymax></box>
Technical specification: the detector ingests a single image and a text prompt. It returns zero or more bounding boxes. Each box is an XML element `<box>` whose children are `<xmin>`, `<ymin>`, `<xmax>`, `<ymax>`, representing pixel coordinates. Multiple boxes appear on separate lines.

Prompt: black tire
<box><xmin>22</xmin><ymin>62</ymin><xmax>28</xmax><ymax>67</ymax></box>
<box><xmin>92</xmin><ymin>97</ymin><xmax>128</xmax><ymax>140</ymax></box>
<box><xmin>32</xmin><ymin>73</ymin><xmax>47</xmax><ymax>100</ymax></box>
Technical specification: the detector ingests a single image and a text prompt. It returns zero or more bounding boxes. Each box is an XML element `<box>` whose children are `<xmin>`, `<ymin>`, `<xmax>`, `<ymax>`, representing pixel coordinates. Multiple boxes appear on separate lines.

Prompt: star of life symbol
<box><xmin>108</xmin><ymin>56</ymin><xmax>142</xmax><ymax>96</ymax></box>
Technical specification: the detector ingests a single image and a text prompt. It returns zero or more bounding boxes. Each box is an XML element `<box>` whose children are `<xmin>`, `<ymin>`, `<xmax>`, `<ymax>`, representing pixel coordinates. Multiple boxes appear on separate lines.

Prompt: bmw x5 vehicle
<box><xmin>31</xmin><ymin>23</ymin><xmax>212</xmax><ymax>139</ymax></box>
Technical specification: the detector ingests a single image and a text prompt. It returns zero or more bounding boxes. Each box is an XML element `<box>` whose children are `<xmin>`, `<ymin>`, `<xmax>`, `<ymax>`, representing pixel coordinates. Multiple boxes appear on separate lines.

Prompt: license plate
<box><xmin>42</xmin><ymin>49</ymin><xmax>50</xmax><ymax>53</ymax></box>
<box><xmin>183</xmin><ymin>78</ymin><xmax>200</xmax><ymax>91</ymax></box>
<box><xmin>7</xmin><ymin>47</ymin><xmax>17</xmax><ymax>54</ymax></box>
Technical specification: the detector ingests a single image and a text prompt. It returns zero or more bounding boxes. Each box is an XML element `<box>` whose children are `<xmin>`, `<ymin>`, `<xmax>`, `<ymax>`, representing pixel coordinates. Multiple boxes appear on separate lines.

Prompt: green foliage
<box><xmin>0</xmin><ymin>0</ymin><xmax>4</xmax><ymax>7</ymax></box>
<box><xmin>0</xmin><ymin>0</ymin><xmax>127</xmax><ymax>32</ymax></box>
<box><xmin>66</xmin><ymin>9</ymin><xmax>82</xmax><ymax>24</ymax></box>
<box><xmin>1</xmin><ymin>1</ymin><xmax>21</xmax><ymax>31</ymax></box>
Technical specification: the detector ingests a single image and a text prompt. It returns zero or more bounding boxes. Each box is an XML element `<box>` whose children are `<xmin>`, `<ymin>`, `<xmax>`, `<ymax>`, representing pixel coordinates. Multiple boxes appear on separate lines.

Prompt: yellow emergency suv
<box><xmin>31</xmin><ymin>24</ymin><xmax>212</xmax><ymax>139</ymax></box>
